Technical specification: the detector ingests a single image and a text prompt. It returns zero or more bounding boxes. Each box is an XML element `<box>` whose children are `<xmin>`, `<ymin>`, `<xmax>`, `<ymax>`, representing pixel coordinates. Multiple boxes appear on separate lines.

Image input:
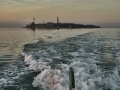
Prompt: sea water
<box><xmin>0</xmin><ymin>28</ymin><xmax>120</xmax><ymax>90</ymax></box>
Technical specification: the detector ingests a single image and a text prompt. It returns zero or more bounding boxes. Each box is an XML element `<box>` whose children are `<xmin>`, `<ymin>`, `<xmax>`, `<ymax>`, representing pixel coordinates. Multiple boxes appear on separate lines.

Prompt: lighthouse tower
<box><xmin>33</xmin><ymin>18</ymin><xmax>35</xmax><ymax>22</ymax></box>
<box><xmin>57</xmin><ymin>16</ymin><xmax>59</xmax><ymax>30</ymax></box>
<box><xmin>57</xmin><ymin>16</ymin><xmax>59</xmax><ymax>24</ymax></box>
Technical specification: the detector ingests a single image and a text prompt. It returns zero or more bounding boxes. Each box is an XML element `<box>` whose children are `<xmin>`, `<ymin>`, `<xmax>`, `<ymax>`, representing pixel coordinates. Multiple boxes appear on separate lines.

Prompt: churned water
<box><xmin>0</xmin><ymin>28</ymin><xmax>120</xmax><ymax>90</ymax></box>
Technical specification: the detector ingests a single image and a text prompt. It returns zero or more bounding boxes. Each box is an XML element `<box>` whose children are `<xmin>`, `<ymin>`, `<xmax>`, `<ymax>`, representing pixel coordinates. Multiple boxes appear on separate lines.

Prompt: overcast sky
<box><xmin>0</xmin><ymin>0</ymin><xmax>120</xmax><ymax>27</ymax></box>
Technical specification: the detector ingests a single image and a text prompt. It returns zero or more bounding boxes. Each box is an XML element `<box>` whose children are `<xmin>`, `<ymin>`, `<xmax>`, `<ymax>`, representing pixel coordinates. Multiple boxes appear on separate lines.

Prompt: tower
<box><xmin>57</xmin><ymin>16</ymin><xmax>59</xmax><ymax>30</ymax></box>
<box><xmin>33</xmin><ymin>18</ymin><xmax>35</xmax><ymax>22</ymax></box>
<box><xmin>57</xmin><ymin>16</ymin><xmax>59</xmax><ymax>24</ymax></box>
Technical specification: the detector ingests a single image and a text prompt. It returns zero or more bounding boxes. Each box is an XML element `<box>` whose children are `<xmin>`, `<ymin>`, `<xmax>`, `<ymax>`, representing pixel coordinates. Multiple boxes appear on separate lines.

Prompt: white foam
<box><xmin>22</xmin><ymin>50</ymin><xmax>103</xmax><ymax>90</ymax></box>
<box><xmin>20</xmin><ymin>33</ymin><xmax>120</xmax><ymax>90</ymax></box>
<box><xmin>21</xmin><ymin>52</ymin><xmax>68</xmax><ymax>90</ymax></box>
<box><xmin>0</xmin><ymin>78</ymin><xmax>7</xmax><ymax>85</ymax></box>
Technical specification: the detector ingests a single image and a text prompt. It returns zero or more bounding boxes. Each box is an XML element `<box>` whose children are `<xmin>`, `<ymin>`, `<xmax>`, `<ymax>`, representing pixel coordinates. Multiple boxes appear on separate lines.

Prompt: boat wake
<box><xmin>1</xmin><ymin>30</ymin><xmax>120</xmax><ymax>90</ymax></box>
<box><xmin>21</xmin><ymin>30</ymin><xmax>120</xmax><ymax>90</ymax></box>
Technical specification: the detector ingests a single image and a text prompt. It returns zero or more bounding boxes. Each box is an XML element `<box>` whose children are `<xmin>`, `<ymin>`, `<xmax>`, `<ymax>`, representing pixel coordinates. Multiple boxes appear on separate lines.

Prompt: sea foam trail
<box><xmin>21</xmin><ymin>30</ymin><xmax>120</xmax><ymax>90</ymax></box>
<box><xmin>21</xmin><ymin>52</ymin><xmax>69</xmax><ymax>90</ymax></box>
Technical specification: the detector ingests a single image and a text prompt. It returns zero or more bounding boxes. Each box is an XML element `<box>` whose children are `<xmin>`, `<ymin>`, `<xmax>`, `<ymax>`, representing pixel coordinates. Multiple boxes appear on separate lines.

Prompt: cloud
<box><xmin>1</xmin><ymin>0</ymin><xmax>19</xmax><ymax>7</ymax></box>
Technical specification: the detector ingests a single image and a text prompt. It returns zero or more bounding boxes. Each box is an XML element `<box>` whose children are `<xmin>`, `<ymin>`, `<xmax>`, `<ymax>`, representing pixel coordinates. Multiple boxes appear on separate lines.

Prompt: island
<box><xmin>26</xmin><ymin>17</ymin><xmax>100</xmax><ymax>30</ymax></box>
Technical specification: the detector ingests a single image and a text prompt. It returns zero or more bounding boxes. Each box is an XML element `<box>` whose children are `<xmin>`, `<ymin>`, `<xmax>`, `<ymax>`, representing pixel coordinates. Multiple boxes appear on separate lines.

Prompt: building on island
<box><xmin>26</xmin><ymin>17</ymin><xmax>100</xmax><ymax>29</ymax></box>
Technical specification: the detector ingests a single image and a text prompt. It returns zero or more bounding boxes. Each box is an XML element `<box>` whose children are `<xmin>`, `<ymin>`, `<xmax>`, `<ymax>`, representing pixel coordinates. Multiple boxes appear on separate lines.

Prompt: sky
<box><xmin>0</xmin><ymin>0</ymin><xmax>120</xmax><ymax>28</ymax></box>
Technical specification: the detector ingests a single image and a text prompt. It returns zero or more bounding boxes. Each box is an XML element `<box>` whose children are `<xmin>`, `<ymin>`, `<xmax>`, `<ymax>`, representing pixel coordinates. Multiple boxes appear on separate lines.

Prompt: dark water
<box><xmin>0</xmin><ymin>28</ymin><xmax>120</xmax><ymax>90</ymax></box>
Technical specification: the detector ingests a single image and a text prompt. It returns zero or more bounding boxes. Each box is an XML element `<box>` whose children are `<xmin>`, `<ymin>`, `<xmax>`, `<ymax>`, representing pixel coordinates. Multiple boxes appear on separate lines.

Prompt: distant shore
<box><xmin>26</xmin><ymin>22</ymin><xmax>100</xmax><ymax>30</ymax></box>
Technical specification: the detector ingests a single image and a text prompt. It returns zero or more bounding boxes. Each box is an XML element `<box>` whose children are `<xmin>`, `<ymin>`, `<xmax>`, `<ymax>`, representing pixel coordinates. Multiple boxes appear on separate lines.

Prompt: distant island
<box><xmin>26</xmin><ymin>17</ymin><xmax>100</xmax><ymax>30</ymax></box>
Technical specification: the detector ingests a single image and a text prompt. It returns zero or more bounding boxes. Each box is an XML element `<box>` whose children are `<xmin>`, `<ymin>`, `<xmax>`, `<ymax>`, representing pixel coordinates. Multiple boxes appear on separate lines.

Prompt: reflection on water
<box><xmin>0</xmin><ymin>28</ymin><xmax>98</xmax><ymax>64</ymax></box>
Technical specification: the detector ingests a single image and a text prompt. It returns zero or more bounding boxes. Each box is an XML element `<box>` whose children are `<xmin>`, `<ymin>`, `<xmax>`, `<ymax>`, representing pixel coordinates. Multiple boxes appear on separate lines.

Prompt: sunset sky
<box><xmin>0</xmin><ymin>0</ymin><xmax>120</xmax><ymax>28</ymax></box>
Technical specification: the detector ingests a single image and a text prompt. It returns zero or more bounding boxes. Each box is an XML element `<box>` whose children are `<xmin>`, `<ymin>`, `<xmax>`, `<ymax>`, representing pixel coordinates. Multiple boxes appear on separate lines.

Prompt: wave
<box><xmin>21</xmin><ymin>31</ymin><xmax>120</xmax><ymax>90</ymax></box>
<box><xmin>21</xmin><ymin>51</ymin><xmax>68</xmax><ymax>90</ymax></box>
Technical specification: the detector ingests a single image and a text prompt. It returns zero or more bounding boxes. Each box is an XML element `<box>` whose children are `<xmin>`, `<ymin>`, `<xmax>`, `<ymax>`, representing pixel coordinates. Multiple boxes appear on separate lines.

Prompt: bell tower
<box><xmin>57</xmin><ymin>16</ymin><xmax>59</xmax><ymax>24</ymax></box>
<box><xmin>33</xmin><ymin>18</ymin><xmax>35</xmax><ymax>22</ymax></box>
